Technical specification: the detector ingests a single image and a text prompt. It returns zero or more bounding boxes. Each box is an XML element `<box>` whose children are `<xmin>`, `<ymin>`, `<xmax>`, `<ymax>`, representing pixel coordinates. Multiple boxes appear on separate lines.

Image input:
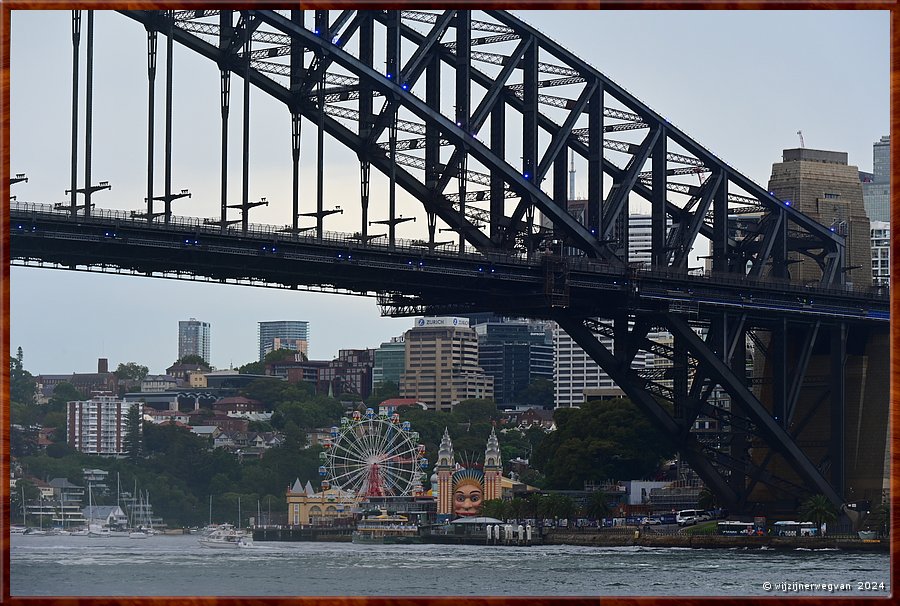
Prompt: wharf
<box><xmin>252</xmin><ymin>526</ymin><xmax>352</xmax><ymax>542</ymax></box>
<box><xmin>543</xmin><ymin>530</ymin><xmax>889</xmax><ymax>551</ymax></box>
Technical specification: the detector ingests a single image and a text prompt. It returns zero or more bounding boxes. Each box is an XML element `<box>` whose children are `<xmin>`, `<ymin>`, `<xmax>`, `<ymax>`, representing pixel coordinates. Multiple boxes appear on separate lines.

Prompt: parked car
<box><xmin>678</xmin><ymin>515</ymin><xmax>698</xmax><ymax>527</ymax></box>
<box><xmin>641</xmin><ymin>517</ymin><xmax>661</xmax><ymax>526</ymax></box>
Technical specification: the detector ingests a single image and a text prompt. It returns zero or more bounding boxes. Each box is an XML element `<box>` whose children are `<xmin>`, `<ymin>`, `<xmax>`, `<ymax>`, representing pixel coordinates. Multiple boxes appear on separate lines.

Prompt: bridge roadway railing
<box><xmin>10</xmin><ymin>200</ymin><xmax>530</xmax><ymax>263</ymax></box>
<box><xmin>11</xmin><ymin>201</ymin><xmax>889</xmax><ymax>321</ymax></box>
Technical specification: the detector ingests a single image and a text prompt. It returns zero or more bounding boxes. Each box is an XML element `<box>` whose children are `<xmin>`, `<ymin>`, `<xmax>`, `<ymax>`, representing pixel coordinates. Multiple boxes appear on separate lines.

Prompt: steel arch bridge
<box><xmin>9</xmin><ymin>9</ymin><xmax>889</xmax><ymax>516</ymax></box>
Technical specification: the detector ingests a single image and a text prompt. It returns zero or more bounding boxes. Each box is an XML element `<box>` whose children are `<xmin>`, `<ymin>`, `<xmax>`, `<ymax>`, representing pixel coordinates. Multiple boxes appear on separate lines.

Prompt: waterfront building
<box><xmin>862</xmin><ymin>135</ymin><xmax>890</xmax><ymax>223</ymax></box>
<box><xmin>871</xmin><ymin>221</ymin><xmax>890</xmax><ymax>288</ymax></box>
<box><xmin>82</xmin><ymin>468</ymin><xmax>110</xmax><ymax>494</ymax></box>
<box><xmin>400</xmin><ymin>317</ymin><xmax>493</xmax><ymax>412</ymax></box>
<box><xmin>66</xmin><ymin>395</ymin><xmax>142</xmax><ymax>456</ymax></box>
<box><xmin>178</xmin><ymin>318</ymin><xmax>211</xmax><ymax>364</ymax></box>
<box><xmin>372</xmin><ymin>336</ymin><xmax>406</xmax><ymax>389</ymax></box>
<box><xmin>767</xmin><ymin>147</ymin><xmax>871</xmax><ymax>287</ymax></box>
<box><xmin>285</xmin><ymin>479</ymin><xmax>355</xmax><ymax>526</ymax></box>
<box><xmin>258</xmin><ymin>320</ymin><xmax>309</xmax><ymax>362</ymax></box>
<box><xmin>473</xmin><ymin>319</ymin><xmax>553</xmax><ymax>407</ymax></box>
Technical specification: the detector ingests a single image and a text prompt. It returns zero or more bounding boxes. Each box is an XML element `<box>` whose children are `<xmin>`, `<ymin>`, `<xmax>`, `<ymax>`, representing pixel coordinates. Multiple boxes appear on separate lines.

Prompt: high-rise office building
<box><xmin>372</xmin><ymin>336</ymin><xmax>407</xmax><ymax>390</ymax></box>
<box><xmin>67</xmin><ymin>395</ymin><xmax>142</xmax><ymax>455</ymax></box>
<box><xmin>473</xmin><ymin>319</ymin><xmax>553</xmax><ymax>406</ymax></box>
<box><xmin>863</xmin><ymin>135</ymin><xmax>889</xmax><ymax>223</ymax></box>
<box><xmin>553</xmin><ymin>215</ymin><xmax>669</xmax><ymax>408</ymax></box>
<box><xmin>871</xmin><ymin>221</ymin><xmax>890</xmax><ymax>288</ymax></box>
<box><xmin>319</xmin><ymin>349</ymin><xmax>376</xmax><ymax>401</ymax></box>
<box><xmin>400</xmin><ymin>317</ymin><xmax>493</xmax><ymax>412</ymax></box>
<box><xmin>258</xmin><ymin>321</ymin><xmax>309</xmax><ymax>361</ymax></box>
<box><xmin>178</xmin><ymin>318</ymin><xmax>211</xmax><ymax>364</ymax></box>
<box><xmin>767</xmin><ymin>148</ymin><xmax>871</xmax><ymax>287</ymax></box>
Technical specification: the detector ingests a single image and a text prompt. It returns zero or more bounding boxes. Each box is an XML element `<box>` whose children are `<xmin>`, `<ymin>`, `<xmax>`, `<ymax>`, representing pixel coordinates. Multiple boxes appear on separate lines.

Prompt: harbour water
<box><xmin>10</xmin><ymin>533</ymin><xmax>890</xmax><ymax>597</ymax></box>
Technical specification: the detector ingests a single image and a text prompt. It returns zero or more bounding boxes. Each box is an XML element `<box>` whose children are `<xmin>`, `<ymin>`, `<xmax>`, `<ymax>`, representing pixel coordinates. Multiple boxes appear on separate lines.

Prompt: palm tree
<box><xmin>583</xmin><ymin>491</ymin><xmax>610</xmax><ymax>522</ymax></box>
<box><xmin>798</xmin><ymin>494</ymin><xmax>838</xmax><ymax>534</ymax></box>
<box><xmin>698</xmin><ymin>488</ymin><xmax>717</xmax><ymax>511</ymax></box>
<box><xmin>481</xmin><ymin>499</ymin><xmax>506</xmax><ymax>521</ymax></box>
<box><xmin>507</xmin><ymin>498</ymin><xmax>525</xmax><ymax>523</ymax></box>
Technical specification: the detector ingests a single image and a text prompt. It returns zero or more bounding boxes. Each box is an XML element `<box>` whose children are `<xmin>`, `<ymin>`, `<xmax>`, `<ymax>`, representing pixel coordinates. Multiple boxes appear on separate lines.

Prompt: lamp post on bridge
<box><xmin>227</xmin><ymin>197</ymin><xmax>270</xmax><ymax>235</ymax></box>
<box><xmin>299</xmin><ymin>205</ymin><xmax>343</xmax><ymax>241</ymax></box>
<box><xmin>59</xmin><ymin>180</ymin><xmax>111</xmax><ymax>214</ymax></box>
<box><xmin>154</xmin><ymin>189</ymin><xmax>192</xmax><ymax>223</ymax></box>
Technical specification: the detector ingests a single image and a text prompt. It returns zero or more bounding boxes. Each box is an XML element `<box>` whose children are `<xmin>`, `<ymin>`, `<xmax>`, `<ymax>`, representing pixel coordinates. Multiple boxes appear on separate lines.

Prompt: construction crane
<box><xmin>797</xmin><ymin>130</ymin><xmax>805</xmax><ymax>148</ymax></box>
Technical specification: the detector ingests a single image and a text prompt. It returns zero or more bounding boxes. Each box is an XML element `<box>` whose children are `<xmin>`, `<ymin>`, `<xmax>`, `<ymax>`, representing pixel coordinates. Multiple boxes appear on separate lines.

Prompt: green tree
<box><xmin>264</xmin><ymin>348</ymin><xmax>305</xmax><ymax>364</ymax></box>
<box><xmin>507</xmin><ymin>497</ymin><xmax>526</xmax><ymax>522</ymax></box>
<box><xmin>515</xmin><ymin>378</ymin><xmax>554</xmax><ymax>409</ymax></box>
<box><xmin>582</xmin><ymin>490</ymin><xmax>611</xmax><ymax>520</ymax></box>
<box><xmin>798</xmin><ymin>494</ymin><xmax>838</xmax><ymax>533</ymax></box>
<box><xmin>10</xmin><ymin>347</ymin><xmax>36</xmax><ymax>405</ymax></box>
<box><xmin>238</xmin><ymin>360</ymin><xmax>266</xmax><ymax>375</ymax></box>
<box><xmin>454</xmin><ymin>399</ymin><xmax>499</xmax><ymax>423</ymax></box>
<box><xmin>532</xmin><ymin>399</ymin><xmax>674</xmax><ymax>489</ymax></box>
<box><xmin>114</xmin><ymin>362</ymin><xmax>149</xmax><ymax>382</ymax></box>
<box><xmin>698</xmin><ymin>487</ymin><xmax>717</xmax><ymax>511</ymax></box>
<box><xmin>48</xmin><ymin>382</ymin><xmax>84</xmax><ymax>412</ymax></box>
<box><xmin>369</xmin><ymin>380</ymin><xmax>400</xmax><ymax>405</ymax></box>
<box><xmin>123</xmin><ymin>405</ymin><xmax>143</xmax><ymax>462</ymax></box>
<box><xmin>10</xmin><ymin>423</ymin><xmax>38</xmax><ymax>457</ymax></box>
<box><xmin>176</xmin><ymin>354</ymin><xmax>209</xmax><ymax>367</ymax></box>
<box><xmin>482</xmin><ymin>499</ymin><xmax>507</xmax><ymax>521</ymax></box>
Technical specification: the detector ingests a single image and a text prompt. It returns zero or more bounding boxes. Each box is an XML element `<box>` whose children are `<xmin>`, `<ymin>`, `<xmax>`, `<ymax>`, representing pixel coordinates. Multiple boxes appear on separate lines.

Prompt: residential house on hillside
<box><xmin>502</xmin><ymin>407</ymin><xmax>555</xmax><ymax>430</ymax></box>
<box><xmin>213</xmin><ymin>396</ymin><xmax>272</xmax><ymax>421</ymax></box>
<box><xmin>306</xmin><ymin>428</ymin><xmax>333</xmax><ymax>449</ymax></box>
<box><xmin>146</xmin><ymin>409</ymin><xmax>192</xmax><ymax>425</ymax></box>
<box><xmin>141</xmin><ymin>375</ymin><xmax>178</xmax><ymax>393</ymax></box>
<box><xmin>208</xmin><ymin>415</ymin><xmax>250</xmax><ymax>433</ymax></box>
<box><xmin>189</xmin><ymin>425</ymin><xmax>222</xmax><ymax>444</ymax></box>
<box><xmin>82</xmin><ymin>505</ymin><xmax>128</xmax><ymax>528</ymax></box>
<box><xmin>166</xmin><ymin>362</ymin><xmax>210</xmax><ymax>383</ymax></box>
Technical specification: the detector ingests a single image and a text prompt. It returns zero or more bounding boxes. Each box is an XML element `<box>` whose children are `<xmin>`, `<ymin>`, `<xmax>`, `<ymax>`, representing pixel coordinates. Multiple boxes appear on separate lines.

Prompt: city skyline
<box><xmin>9</xmin><ymin>10</ymin><xmax>889</xmax><ymax>375</ymax></box>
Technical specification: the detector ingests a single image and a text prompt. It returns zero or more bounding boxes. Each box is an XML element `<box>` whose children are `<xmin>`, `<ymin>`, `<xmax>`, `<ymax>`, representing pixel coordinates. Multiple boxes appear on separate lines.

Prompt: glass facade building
<box><xmin>863</xmin><ymin>135</ymin><xmax>890</xmax><ymax>223</ymax></box>
<box><xmin>473</xmin><ymin>320</ymin><xmax>553</xmax><ymax>406</ymax></box>
<box><xmin>258</xmin><ymin>320</ymin><xmax>310</xmax><ymax>361</ymax></box>
<box><xmin>178</xmin><ymin>317</ymin><xmax>211</xmax><ymax>364</ymax></box>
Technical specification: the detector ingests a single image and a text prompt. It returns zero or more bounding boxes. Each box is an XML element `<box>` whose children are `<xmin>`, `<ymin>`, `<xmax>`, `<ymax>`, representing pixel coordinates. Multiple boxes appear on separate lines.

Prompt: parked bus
<box><xmin>773</xmin><ymin>521</ymin><xmax>818</xmax><ymax>537</ymax></box>
<box><xmin>717</xmin><ymin>521</ymin><xmax>755</xmax><ymax>535</ymax></box>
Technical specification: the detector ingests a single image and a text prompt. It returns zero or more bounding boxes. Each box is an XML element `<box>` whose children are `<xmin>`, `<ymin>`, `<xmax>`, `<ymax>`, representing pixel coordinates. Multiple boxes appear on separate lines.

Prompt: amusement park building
<box><xmin>285</xmin><ymin>479</ymin><xmax>355</xmax><ymax>526</ymax></box>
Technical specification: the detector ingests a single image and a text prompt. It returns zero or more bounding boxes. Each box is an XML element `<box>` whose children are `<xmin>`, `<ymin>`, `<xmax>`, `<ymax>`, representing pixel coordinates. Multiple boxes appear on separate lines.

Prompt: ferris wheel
<box><xmin>318</xmin><ymin>409</ymin><xmax>428</xmax><ymax>497</ymax></box>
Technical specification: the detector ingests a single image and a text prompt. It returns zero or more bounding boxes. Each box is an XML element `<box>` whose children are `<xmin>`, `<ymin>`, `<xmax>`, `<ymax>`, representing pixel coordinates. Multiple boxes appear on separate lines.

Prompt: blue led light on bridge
<box><xmin>418</xmin><ymin>261</ymin><xmax>424</xmax><ymax>267</ymax></box>
<box><xmin>524</xmin><ymin>172</ymin><xmax>531</xmax><ymax>179</ymax></box>
<box><xmin>386</xmin><ymin>73</ymin><xmax>393</xmax><ymax>79</ymax></box>
<box><xmin>401</xmin><ymin>83</ymin><xmax>409</xmax><ymax>90</ymax></box>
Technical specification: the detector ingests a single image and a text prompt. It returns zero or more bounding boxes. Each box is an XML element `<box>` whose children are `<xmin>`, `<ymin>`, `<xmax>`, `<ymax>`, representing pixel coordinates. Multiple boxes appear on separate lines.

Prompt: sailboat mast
<box><xmin>208</xmin><ymin>494</ymin><xmax>212</xmax><ymax>526</ymax></box>
<box><xmin>21</xmin><ymin>485</ymin><xmax>26</xmax><ymax>527</ymax></box>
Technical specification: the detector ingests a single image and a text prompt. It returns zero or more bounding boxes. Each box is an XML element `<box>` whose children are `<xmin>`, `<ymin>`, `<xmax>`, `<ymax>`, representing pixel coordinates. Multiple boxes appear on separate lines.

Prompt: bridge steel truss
<box><xmin>15</xmin><ymin>9</ymin><xmax>888</xmax><ymax>512</ymax></box>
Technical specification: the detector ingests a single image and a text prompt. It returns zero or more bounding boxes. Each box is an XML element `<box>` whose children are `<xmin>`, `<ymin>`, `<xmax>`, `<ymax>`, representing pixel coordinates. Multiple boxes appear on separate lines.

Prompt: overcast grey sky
<box><xmin>9</xmin><ymin>10</ymin><xmax>890</xmax><ymax>375</ymax></box>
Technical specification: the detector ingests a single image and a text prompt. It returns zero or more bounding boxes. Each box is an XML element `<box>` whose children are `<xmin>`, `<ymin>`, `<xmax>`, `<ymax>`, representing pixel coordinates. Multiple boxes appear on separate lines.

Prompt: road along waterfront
<box><xmin>11</xmin><ymin>533</ymin><xmax>890</xmax><ymax>597</ymax></box>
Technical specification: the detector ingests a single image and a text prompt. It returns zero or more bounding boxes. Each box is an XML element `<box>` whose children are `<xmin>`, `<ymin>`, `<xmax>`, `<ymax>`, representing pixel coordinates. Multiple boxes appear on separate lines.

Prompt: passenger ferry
<box><xmin>352</xmin><ymin>511</ymin><xmax>420</xmax><ymax>544</ymax></box>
